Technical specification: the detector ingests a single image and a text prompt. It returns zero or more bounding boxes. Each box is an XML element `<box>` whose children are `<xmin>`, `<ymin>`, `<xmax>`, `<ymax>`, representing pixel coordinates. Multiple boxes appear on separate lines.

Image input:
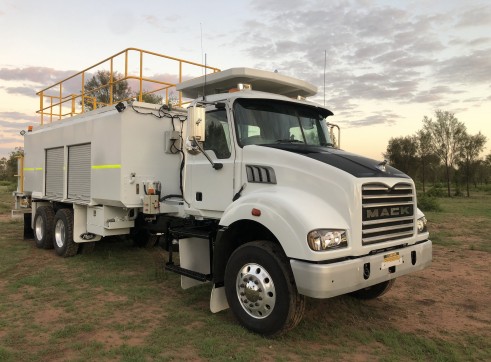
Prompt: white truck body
<box><xmin>18</xmin><ymin>62</ymin><xmax>432</xmax><ymax>336</ymax></box>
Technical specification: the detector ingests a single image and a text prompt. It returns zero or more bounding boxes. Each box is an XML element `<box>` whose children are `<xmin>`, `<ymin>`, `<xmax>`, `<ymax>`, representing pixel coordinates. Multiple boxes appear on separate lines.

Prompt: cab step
<box><xmin>165</xmin><ymin>263</ymin><xmax>211</xmax><ymax>282</ymax></box>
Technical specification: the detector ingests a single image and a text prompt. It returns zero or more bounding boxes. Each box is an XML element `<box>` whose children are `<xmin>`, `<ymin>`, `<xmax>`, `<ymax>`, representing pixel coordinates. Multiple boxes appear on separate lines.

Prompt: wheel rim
<box><xmin>235</xmin><ymin>263</ymin><xmax>276</xmax><ymax>319</ymax></box>
<box><xmin>35</xmin><ymin>216</ymin><xmax>44</xmax><ymax>241</ymax></box>
<box><xmin>54</xmin><ymin>219</ymin><xmax>65</xmax><ymax>248</ymax></box>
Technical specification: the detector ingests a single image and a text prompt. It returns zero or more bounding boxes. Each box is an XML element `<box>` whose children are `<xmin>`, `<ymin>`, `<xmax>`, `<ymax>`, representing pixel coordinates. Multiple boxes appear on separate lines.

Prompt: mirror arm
<box><xmin>192</xmin><ymin>137</ymin><xmax>223</xmax><ymax>170</ymax></box>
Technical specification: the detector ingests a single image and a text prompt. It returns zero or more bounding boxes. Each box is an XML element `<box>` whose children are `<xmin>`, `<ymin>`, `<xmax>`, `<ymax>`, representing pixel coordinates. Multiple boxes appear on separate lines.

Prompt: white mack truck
<box><xmin>14</xmin><ymin>48</ymin><xmax>432</xmax><ymax>336</ymax></box>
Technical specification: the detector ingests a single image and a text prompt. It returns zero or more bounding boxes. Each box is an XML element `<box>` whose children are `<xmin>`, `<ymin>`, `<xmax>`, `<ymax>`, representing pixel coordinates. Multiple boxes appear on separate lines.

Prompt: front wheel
<box><xmin>53</xmin><ymin>209</ymin><xmax>79</xmax><ymax>257</ymax></box>
<box><xmin>224</xmin><ymin>241</ymin><xmax>305</xmax><ymax>337</ymax></box>
<box><xmin>350</xmin><ymin>279</ymin><xmax>395</xmax><ymax>300</ymax></box>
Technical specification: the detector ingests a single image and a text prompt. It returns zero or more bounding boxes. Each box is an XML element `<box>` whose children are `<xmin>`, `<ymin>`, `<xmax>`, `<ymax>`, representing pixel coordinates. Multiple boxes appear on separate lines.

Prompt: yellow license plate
<box><xmin>381</xmin><ymin>252</ymin><xmax>402</xmax><ymax>269</ymax></box>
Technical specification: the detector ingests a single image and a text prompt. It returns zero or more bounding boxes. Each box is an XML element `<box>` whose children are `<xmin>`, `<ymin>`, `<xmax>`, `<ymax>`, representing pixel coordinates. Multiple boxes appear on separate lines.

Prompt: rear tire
<box><xmin>53</xmin><ymin>209</ymin><xmax>79</xmax><ymax>257</ymax></box>
<box><xmin>132</xmin><ymin>227</ymin><xmax>160</xmax><ymax>248</ymax></box>
<box><xmin>24</xmin><ymin>213</ymin><xmax>34</xmax><ymax>240</ymax></box>
<box><xmin>34</xmin><ymin>206</ymin><xmax>55</xmax><ymax>249</ymax></box>
<box><xmin>350</xmin><ymin>279</ymin><xmax>395</xmax><ymax>300</ymax></box>
<box><xmin>224</xmin><ymin>241</ymin><xmax>305</xmax><ymax>337</ymax></box>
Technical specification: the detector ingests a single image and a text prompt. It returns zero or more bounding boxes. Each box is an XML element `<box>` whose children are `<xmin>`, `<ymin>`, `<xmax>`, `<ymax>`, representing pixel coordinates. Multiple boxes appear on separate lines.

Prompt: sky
<box><xmin>0</xmin><ymin>0</ymin><xmax>490</xmax><ymax>161</ymax></box>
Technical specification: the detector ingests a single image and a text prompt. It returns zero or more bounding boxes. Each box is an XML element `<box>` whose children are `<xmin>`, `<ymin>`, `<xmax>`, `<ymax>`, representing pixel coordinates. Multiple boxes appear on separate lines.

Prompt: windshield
<box><xmin>234</xmin><ymin>99</ymin><xmax>333</xmax><ymax>147</ymax></box>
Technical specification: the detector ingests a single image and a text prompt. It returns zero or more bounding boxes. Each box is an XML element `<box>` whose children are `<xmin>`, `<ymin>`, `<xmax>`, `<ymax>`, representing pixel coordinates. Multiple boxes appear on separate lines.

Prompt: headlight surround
<box><xmin>417</xmin><ymin>216</ymin><xmax>428</xmax><ymax>233</ymax></box>
<box><xmin>307</xmin><ymin>229</ymin><xmax>348</xmax><ymax>251</ymax></box>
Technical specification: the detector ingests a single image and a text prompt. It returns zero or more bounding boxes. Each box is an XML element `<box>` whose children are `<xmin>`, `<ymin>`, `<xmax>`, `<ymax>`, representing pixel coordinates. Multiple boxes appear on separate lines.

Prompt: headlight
<box><xmin>307</xmin><ymin>229</ymin><xmax>348</xmax><ymax>251</ymax></box>
<box><xmin>417</xmin><ymin>216</ymin><xmax>427</xmax><ymax>233</ymax></box>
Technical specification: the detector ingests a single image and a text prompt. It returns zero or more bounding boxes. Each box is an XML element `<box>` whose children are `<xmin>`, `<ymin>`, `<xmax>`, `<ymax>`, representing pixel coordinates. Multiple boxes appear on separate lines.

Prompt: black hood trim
<box><xmin>261</xmin><ymin>144</ymin><xmax>410</xmax><ymax>178</ymax></box>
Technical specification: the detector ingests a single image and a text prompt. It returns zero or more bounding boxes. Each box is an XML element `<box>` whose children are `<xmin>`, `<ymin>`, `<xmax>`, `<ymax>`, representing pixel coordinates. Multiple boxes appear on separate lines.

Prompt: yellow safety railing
<box><xmin>15</xmin><ymin>155</ymin><xmax>24</xmax><ymax>193</ymax></box>
<box><xmin>36</xmin><ymin>48</ymin><xmax>220</xmax><ymax>124</ymax></box>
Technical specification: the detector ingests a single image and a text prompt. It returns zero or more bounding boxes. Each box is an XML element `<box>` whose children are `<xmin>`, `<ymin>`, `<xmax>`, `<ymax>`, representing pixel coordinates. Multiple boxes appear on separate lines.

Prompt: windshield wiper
<box><xmin>275</xmin><ymin>139</ymin><xmax>304</xmax><ymax>144</ymax></box>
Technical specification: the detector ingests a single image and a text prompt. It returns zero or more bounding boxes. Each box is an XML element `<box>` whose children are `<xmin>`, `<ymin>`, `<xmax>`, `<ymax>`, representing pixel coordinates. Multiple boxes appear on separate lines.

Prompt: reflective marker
<box><xmin>251</xmin><ymin>208</ymin><xmax>261</xmax><ymax>217</ymax></box>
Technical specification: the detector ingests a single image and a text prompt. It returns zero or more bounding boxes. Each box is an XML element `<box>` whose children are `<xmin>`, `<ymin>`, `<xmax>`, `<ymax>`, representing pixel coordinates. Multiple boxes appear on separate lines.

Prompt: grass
<box><xmin>0</xmin><ymin>188</ymin><xmax>490</xmax><ymax>361</ymax></box>
<box><xmin>425</xmin><ymin>192</ymin><xmax>491</xmax><ymax>252</ymax></box>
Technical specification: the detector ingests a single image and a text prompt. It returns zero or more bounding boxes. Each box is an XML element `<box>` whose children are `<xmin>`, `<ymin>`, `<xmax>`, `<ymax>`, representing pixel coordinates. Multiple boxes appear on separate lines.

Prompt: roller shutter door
<box><xmin>45</xmin><ymin>147</ymin><xmax>64</xmax><ymax>199</ymax></box>
<box><xmin>68</xmin><ymin>143</ymin><xmax>91</xmax><ymax>202</ymax></box>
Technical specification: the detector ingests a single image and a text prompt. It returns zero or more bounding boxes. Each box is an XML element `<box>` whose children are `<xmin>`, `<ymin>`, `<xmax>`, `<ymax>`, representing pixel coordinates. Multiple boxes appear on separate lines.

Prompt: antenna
<box><xmin>203</xmin><ymin>53</ymin><xmax>207</xmax><ymax>101</ymax></box>
<box><xmin>200</xmin><ymin>23</ymin><xmax>207</xmax><ymax>100</ymax></box>
<box><xmin>323</xmin><ymin>50</ymin><xmax>327</xmax><ymax>106</ymax></box>
<box><xmin>200</xmin><ymin>22</ymin><xmax>204</xmax><ymax>71</ymax></box>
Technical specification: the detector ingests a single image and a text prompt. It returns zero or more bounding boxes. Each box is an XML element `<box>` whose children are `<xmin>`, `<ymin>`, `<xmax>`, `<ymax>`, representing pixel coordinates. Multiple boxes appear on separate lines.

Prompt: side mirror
<box><xmin>188</xmin><ymin>105</ymin><xmax>206</xmax><ymax>141</ymax></box>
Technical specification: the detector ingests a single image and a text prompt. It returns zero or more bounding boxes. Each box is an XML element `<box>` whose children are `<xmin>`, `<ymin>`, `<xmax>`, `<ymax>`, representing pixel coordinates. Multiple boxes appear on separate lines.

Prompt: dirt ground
<box><xmin>379</xmin><ymin>246</ymin><xmax>490</xmax><ymax>338</ymax></box>
<box><xmin>1</xmin><ymin>215</ymin><xmax>490</xmax><ymax>360</ymax></box>
<box><xmin>11</xmin><ymin>237</ymin><xmax>491</xmax><ymax>338</ymax></box>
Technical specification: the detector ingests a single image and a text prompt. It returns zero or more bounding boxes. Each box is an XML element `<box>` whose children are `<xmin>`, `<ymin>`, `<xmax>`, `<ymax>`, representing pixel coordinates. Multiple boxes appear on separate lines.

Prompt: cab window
<box><xmin>203</xmin><ymin>109</ymin><xmax>231</xmax><ymax>159</ymax></box>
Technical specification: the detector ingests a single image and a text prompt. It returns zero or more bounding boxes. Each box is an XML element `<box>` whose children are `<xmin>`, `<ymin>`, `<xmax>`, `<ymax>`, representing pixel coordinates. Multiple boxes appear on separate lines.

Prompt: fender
<box><xmin>219</xmin><ymin>186</ymin><xmax>350</xmax><ymax>262</ymax></box>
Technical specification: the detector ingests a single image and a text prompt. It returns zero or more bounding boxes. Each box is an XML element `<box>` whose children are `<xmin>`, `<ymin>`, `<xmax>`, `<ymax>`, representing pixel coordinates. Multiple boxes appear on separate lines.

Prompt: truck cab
<box><xmin>175</xmin><ymin>68</ymin><xmax>431</xmax><ymax>335</ymax></box>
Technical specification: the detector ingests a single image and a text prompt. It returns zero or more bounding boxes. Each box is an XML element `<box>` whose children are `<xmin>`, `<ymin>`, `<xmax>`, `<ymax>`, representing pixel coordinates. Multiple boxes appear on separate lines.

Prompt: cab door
<box><xmin>185</xmin><ymin>107</ymin><xmax>235</xmax><ymax>213</ymax></box>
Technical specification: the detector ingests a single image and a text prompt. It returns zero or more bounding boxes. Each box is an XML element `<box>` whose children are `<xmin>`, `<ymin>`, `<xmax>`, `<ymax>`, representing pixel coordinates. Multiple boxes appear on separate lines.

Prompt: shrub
<box><xmin>454</xmin><ymin>187</ymin><xmax>464</xmax><ymax>197</ymax></box>
<box><xmin>417</xmin><ymin>194</ymin><xmax>442</xmax><ymax>212</ymax></box>
<box><xmin>426</xmin><ymin>184</ymin><xmax>446</xmax><ymax>197</ymax></box>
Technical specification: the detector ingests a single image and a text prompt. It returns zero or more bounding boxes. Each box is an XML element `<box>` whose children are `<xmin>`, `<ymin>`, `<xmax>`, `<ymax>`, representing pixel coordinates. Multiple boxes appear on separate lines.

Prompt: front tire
<box><xmin>34</xmin><ymin>206</ymin><xmax>55</xmax><ymax>249</ymax></box>
<box><xmin>53</xmin><ymin>209</ymin><xmax>79</xmax><ymax>257</ymax></box>
<box><xmin>350</xmin><ymin>279</ymin><xmax>395</xmax><ymax>300</ymax></box>
<box><xmin>224</xmin><ymin>241</ymin><xmax>305</xmax><ymax>337</ymax></box>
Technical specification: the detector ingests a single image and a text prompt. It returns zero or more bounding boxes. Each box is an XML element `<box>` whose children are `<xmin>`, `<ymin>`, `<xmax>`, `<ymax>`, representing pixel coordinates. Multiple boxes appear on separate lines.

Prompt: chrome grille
<box><xmin>362</xmin><ymin>183</ymin><xmax>414</xmax><ymax>245</ymax></box>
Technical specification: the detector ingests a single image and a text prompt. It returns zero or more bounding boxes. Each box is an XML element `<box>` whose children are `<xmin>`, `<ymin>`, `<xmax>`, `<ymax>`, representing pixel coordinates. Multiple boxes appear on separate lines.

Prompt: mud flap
<box><xmin>24</xmin><ymin>213</ymin><xmax>34</xmax><ymax>240</ymax></box>
<box><xmin>210</xmin><ymin>285</ymin><xmax>228</xmax><ymax>313</ymax></box>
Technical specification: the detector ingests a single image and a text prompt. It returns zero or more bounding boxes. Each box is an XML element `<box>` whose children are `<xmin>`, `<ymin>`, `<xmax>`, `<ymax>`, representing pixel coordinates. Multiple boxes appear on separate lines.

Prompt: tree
<box><xmin>0</xmin><ymin>147</ymin><xmax>24</xmax><ymax>183</ymax></box>
<box><xmin>0</xmin><ymin>157</ymin><xmax>7</xmax><ymax>180</ymax></box>
<box><xmin>423</xmin><ymin>110</ymin><xmax>466</xmax><ymax>197</ymax></box>
<box><xmin>82</xmin><ymin>70</ymin><xmax>132</xmax><ymax>111</ymax></box>
<box><xmin>459</xmin><ymin>132</ymin><xmax>486</xmax><ymax>197</ymax></box>
<box><xmin>140</xmin><ymin>91</ymin><xmax>163</xmax><ymax>104</ymax></box>
<box><xmin>82</xmin><ymin>71</ymin><xmax>164</xmax><ymax>111</ymax></box>
<box><xmin>384</xmin><ymin>136</ymin><xmax>418</xmax><ymax>178</ymax></box>
<box><xmin>415</xmin><ymin>129</ymin><xmax>434</xmax><ymax>193</ymax></box>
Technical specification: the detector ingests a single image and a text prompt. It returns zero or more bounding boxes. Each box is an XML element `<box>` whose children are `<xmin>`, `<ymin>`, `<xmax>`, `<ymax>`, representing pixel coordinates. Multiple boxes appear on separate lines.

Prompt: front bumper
<box><xmin>290</xmin><ymin>240</ymin><xmax>432</xmax><ymax>298</ymax></box>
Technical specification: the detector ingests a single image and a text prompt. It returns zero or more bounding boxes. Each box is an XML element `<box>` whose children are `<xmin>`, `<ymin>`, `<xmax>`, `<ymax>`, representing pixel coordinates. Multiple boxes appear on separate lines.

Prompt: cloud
<box><xmin>4</xmin><ymin>86</ymin><xmax>36</xmax><ymax>97</ymax></box>
<box><xmin>468</xmin><ymin>37</ymin><xmax>491</xmax><ymax>47</ymax></box>
<box><xmin>0</xmin><ymin>112</ymin><xmax>37</xmax><ymax>122</ymax></box>
<box><xmin>0</xmin><ymin>135</ymin><xmax>21</xmax><ymax>143</ymax></box>
<box><xmin>343</xmin><ymin>112</ymin><xmax>401</xmax><ymax>128</ymax></box>
<box><xmin>456</xmin><ymin>6</ymin><xmax>491</xmax><ymax>28</ymax></box>
<box><xmin>141</xmin><ymin>15</ymin><xmax>177</xmax><ymax>33</ymax></box>
<box><xmin>0</xmin><ymin>67</ymin><xmax>75</xmax><ymax>85</ymax></box>
<box><xmin>410</xmin><ymin>85</ymin><xmax>465</xmax><ymax>103</ymax></box>
<box><xmin>436</xmin><ymin>48</ymin><xmax>491</xmax><ymax>84</ymax></box>
<box><xmin>232</xmin><ymin>0</ymin><xmax>491</xmax><ymax>128</ymax></box>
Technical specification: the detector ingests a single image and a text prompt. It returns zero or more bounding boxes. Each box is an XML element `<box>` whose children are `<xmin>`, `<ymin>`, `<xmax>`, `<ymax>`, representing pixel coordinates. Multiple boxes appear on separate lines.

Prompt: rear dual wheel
<box><xmin>53</xmin><ymin>208</ymin><xmax>79</xmax><ymax>257</ymax></box>
<box><xmin>34</xmin><ymin>206</ymin><xmax>55</xmax><ymax>249</ymax></box>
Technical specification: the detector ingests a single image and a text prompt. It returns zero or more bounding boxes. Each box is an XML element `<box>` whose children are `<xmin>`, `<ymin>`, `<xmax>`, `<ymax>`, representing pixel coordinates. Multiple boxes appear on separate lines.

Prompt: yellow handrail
<box><xmin>15</xmin><ymin>155</ymin><xmax>24</xmax><ymax>193</ymax></box>
<box><xmin>36</xmin><ymin>48</ymin><xmax>220</xmax><ymax>124</ymax></box>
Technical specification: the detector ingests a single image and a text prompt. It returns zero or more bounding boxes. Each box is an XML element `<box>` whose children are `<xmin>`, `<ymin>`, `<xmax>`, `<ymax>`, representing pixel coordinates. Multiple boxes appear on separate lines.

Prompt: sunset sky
<box><xmin>0</xmin><ymin>0</ymin><xmax>490</xmax><ymax>161</ymax></box>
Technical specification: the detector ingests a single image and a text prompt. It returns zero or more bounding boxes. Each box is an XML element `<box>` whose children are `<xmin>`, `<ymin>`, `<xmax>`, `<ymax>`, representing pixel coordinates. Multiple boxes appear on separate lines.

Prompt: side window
<box><xmin>203</xmin><ymin>109</ymin><xmax>231</xmax><ymax>159</ymax></box>
<box><xmin>247</xmin><ymin>125</ymin><xmax>260</xmax><ymax>137</ymax></box>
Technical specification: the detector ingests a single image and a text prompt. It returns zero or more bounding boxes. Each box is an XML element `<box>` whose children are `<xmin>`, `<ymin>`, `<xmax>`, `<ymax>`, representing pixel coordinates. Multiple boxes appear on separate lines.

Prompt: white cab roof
<box><xmin>176</xmin><ymin>67</ymin><xmax>318</xmax><ymax>99</ymax></box>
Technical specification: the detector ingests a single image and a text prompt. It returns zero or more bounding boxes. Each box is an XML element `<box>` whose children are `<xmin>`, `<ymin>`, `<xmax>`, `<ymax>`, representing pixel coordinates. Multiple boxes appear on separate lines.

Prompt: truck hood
<box><xmin>260</xmin><ymin>144</ymin><xmax>409</xmax><ymax>178</ymax></box>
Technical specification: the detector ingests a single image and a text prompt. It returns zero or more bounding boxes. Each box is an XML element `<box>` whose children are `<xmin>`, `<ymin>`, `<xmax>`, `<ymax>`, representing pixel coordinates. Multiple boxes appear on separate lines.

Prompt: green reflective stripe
<box><xmin>24</xmin><ymin>167</ymin><xmax>43</xmax><ymax>171</ymax></box>
<box><xmin>91</xmin><ymin>164</ymin><xmax>121</xmax><ymax>169</ymax></box>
